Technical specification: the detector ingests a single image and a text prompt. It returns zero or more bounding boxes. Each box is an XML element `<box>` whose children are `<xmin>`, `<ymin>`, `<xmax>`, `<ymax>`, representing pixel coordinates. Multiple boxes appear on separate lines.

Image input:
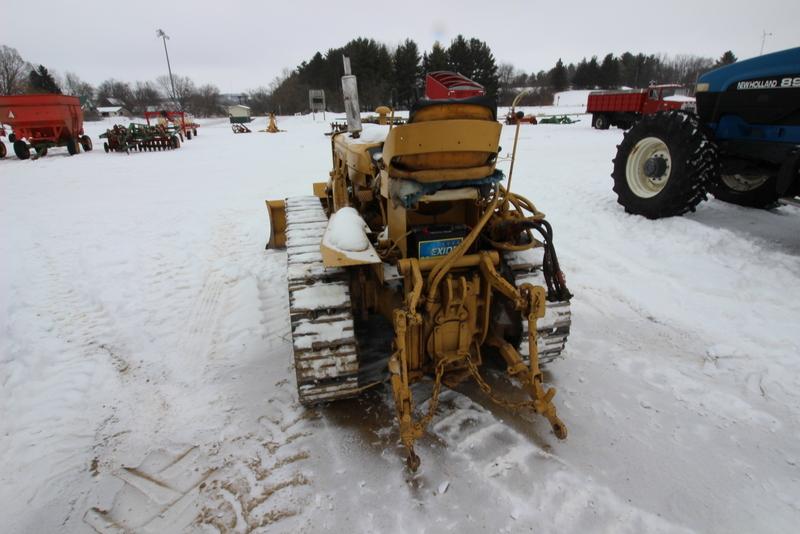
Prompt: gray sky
<box><xmin>3</xmin><ymin>0</ymin><xmax>798</xmax><ymax>93</ymax></box>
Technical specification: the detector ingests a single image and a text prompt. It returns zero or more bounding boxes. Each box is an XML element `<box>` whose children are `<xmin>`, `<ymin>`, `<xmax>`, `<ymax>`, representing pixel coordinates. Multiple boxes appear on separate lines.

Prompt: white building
<box><xmin>97</xmin><ymin>106</ymin><xmax>131</xmax><ymax>118</ymax></box>
<box><xmin>227</xmin><ymin>104</ymin><xmax>252</xmax><ymax>123</ymax></box>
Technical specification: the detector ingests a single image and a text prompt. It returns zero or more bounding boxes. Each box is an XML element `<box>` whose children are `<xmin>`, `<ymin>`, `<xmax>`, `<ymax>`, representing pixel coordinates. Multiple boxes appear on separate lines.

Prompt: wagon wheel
<box><xmin>186</xmin><ymin>130</ymin><xmax>192</xmax><ymax>140</ymax></box>
<box><xmin>170</xmin><ymin>135</ymin><xmax>180</xmax><ymax>149</ymax></box>
<box><xmin>0</xmin><ymin>142</ymin><xmax>6</xmax><ymax>159</ymax></box>
<box><xmin>103</xmin><ymin>142</ymin><xmax>109</xmax><ymax>153</ymax></box>
<box><xmin>192</xmin><ymin>128</ymin><xmax>197</xmax><ymax>136</ymax></box>
<box><xmin>66</xmin><ymin>137</ymin><xmax>80</xmax><ymax>156</ymax></box>
<box><xmin>35</xmin><ymin>146</ymin><xmax>48</xmax><ymax>157</ymax></box>
<box><xmin>13</xmin><ymin>140</ymin><xmax>30</xmax><ymax>160</ymax></box>
<box><xmin>80</xmin><ymin>135</ymin><xmax>93</xmax><ymax>151</ymax></box>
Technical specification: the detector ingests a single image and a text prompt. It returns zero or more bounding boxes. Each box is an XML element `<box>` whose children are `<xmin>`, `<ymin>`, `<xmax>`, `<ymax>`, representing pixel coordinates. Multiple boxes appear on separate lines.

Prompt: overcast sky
<box><xmin>3</xmin><ymin>0</ymin><xmax>798</xmax><ymax>94</ymax></box>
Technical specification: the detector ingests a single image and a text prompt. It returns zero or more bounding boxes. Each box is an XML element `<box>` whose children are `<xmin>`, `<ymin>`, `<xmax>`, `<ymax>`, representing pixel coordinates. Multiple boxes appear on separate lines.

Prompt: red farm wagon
<box><xmin>0</xmin><ymin>94</ymin><xmax>92</xmax><ymax>159</ymax></box>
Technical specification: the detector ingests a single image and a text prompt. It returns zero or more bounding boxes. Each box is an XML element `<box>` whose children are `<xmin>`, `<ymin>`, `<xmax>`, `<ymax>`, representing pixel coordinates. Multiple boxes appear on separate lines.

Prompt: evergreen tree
<box><xmin>28</xmin><ymin>65</ymin><xmax>61</xmax><ymax>93</ymax></box>
<box><xmin>599</xmin><ymin>53</ymin><xmax>620</xmax><ymax>89</ymax></box>
<box><xmin>393</xmin><ymin>39</ymin><xmax>421</xmax><ymax>109</ymax></box>
<box><xmin>446</xmin><ymin>35</ymin><xmax>474</xmax><ymax>76</ymax></box>
<box><xmin>618</xmin><ymin>52</ymin><xmax>638</xmax><ymax>87</ymax></box>
<box><xmin>548</xmin><ymin>59</ymin><xmax>568</xmax><ymax>92</ymax></box>
<box><xmin>342</xmin><ymin>38</ymin><xmax>393</xmax><ymax>110</ymax></box>
<box><xmin>714</xmin><ymin>50</ymin><xmax>737</xmax><ymax>68</ymax></box>
<box><xmin>467</xmin><ymin>37</ymin><xmax>499</xmax><ymax>98</ymax></box>
<box><xmin>572</xmin><ymin>58</ymin><xmax>591</xmax><ymax>88</ymax></box>
<box><xmin>422</xmin><ymin>41</ymin><xmax>448</xmax><ymax>72</ymax></box>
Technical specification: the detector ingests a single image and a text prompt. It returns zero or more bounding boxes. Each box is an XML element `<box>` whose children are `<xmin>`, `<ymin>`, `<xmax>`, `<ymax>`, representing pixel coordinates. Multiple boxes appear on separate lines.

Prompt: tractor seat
<box><xmin>381</xmin><ymin>96</ymin><xmax>501</xmax><ymax>183</ymax></box>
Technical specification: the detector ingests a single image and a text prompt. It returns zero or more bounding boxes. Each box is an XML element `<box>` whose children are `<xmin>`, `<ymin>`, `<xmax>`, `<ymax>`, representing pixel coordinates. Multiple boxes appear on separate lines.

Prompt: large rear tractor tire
<box><xmin>13</xmin><ymin>140</ymin><xmax>30</xmax><ymax>160</ymax></box>
<box><xmin>708</xmin><ymin>174</ymin><xmax>780</xmax><ymax>209</ymax></box>
<box><xmin>612</xmin><ymin>111</ymin><xmax>718</xmax><ymax>219</ymax></box>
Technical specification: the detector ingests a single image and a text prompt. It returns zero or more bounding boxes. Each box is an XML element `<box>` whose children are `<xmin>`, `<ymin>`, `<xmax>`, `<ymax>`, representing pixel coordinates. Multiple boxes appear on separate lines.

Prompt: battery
<box><xmin>408</xmin><ymin>224</ymin><xmax>470</xmax><ymax>259</ymax></box>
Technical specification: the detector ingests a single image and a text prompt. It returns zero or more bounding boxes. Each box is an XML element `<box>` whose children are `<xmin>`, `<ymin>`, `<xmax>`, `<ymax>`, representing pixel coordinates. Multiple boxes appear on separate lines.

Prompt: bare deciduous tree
<box><xmin>97</xmin><ymin>79</ymin><xmax>134</xmax><ymax>109</ymax></box>
<box><xmin>157</xmin><ymin>74</ymin><xmax>195</xmax><ymax>111</ymax></box>
<box><xmin>131</xmin><ymin>81</ymin><xmax>162</xmax><ymax>114</ymax></box>
<box><xmin>0</xmin><ymin>45</ymin><xmax>29</xmax><ymax>95</ymax></box>
<box><xmin>189</xmin><ymin>84</ymin><xmax>221</xmax><ymax>117</ymax></box>
<box><xmin>63</xmin><ymin>72</ymin><xmax>95</xmax><ymax>101</ymax></box>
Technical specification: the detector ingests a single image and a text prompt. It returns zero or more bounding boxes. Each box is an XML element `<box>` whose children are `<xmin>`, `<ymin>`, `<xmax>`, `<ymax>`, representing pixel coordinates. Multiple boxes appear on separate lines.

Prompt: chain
<box><xmin>414</xmin><ymin>360</ymin><xmax>446</xmax><ymax>432</ymax></box>
<box><xmin>465</xmin><ymin>349</ymin><xmax>539</xmax><ymax>411</ymax></box>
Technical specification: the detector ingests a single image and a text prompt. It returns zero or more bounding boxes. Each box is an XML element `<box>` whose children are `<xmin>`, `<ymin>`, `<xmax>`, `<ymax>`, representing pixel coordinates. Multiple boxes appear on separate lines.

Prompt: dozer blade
<box><xmin>265</xmin><ymin>199</ymin><xmax>287</xmax><ymax>249</ymax></box>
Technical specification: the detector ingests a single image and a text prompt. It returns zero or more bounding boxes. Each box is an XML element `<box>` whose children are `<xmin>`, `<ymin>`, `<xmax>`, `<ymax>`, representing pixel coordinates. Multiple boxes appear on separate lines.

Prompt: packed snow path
<box><xmin>1</xmin><ymin>112</ymin><xmax>799</xmax><ymax>533</ymax></box>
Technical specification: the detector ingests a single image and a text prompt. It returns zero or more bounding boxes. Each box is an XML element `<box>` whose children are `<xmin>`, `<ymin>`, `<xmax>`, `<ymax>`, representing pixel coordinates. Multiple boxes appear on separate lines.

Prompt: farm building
<box><xmin>227</xmin><ymin>104</ymin><xmax>252</xmax><ymax>123</ymax></box>
<box><xmin>97</xmin><ymin>106</ymin><xmax>131</xmax><ymax>118</ymax></box>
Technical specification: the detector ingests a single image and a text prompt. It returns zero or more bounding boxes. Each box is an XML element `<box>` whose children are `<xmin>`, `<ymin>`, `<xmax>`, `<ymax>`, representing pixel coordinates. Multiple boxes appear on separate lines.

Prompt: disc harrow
<box><xmin>99</xmin><ymin>123</ymin><xmax>181</xmax><ymax>154</ymax></box>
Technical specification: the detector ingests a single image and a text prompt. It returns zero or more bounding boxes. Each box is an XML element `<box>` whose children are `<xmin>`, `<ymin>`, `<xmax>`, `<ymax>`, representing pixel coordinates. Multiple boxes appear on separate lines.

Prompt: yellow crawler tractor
<box><xmin>267</xmin><ymin>64</ymin><xmax>572</xmax><ymax>470</ymax></box>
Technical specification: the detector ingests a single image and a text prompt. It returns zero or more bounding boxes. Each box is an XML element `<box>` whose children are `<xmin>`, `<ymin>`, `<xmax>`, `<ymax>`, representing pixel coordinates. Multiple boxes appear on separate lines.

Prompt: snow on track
<box><xmin>1</xmin><ymin>114</ymin><xmax>799</xmax><ymax>533</ymax></box>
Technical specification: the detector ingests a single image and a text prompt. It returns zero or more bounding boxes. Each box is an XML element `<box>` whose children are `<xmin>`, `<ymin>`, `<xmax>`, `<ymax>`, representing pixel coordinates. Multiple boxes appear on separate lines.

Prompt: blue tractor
<box><xmin>612</xmin><ymin>47</ymin><xmax>800</xmax><ymax>218</ymax></box>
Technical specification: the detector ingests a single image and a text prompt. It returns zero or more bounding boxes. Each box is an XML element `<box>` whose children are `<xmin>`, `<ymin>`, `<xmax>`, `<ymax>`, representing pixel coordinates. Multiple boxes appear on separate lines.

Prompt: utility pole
<box><xmin>760</xmin><ymin>30</ymin><xmax>773</xmax><ymax>55</ymax></box>
<box><xmin>156</xmin><ymin>29</ymin><xmax>178</xmax><ymax>109</ymax></box>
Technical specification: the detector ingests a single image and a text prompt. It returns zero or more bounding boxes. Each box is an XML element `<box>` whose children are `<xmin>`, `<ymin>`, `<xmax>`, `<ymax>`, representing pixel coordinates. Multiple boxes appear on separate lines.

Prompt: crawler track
<box><xmin>505</xmin><ymin>250</ymin><xmax>572</xmax><ymax>365</ymax></box>
<box><xmin>285</xmin><ymin>196</ymin><xmax>360</xmax><ymax>405</ymax></box>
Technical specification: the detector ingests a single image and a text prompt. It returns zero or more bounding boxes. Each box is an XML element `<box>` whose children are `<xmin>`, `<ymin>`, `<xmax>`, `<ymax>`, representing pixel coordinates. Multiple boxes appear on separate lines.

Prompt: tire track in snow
<box><xmin>84</xmin><ymin>222</ymin><xmax>316</xmax><ymax>533</ymax></box>
<box><xmin>427</xmin><ymin>390</ymin><xmax>695</xmax><ymax>534</ymax></box>
<box><xmin>84</xmin><ymin>383</ymin><xmax>316</xmax><ymax>533</ymax></box>
<box><xmin>0</xmin><ymin>244</ymin><xmax>176</xmax><ymax>527</ymax></box>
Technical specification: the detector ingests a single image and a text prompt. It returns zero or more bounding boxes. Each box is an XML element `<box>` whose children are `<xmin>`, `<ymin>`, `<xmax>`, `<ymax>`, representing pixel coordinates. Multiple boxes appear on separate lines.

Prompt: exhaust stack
<box><xmin>341</xmin><ymin>56</ymin><xmax>362</xmax><ymax>137</ymax></box>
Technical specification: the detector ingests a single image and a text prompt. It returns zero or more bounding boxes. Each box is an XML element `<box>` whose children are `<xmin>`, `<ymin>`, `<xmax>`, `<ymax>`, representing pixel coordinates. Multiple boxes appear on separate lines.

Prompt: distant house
<box><xmin>105</xmin><ymin>97</ymin><xmax>125</xmax><ymax>107</ymax></box>
<box><xmin>228</xmin><ymin>104</ymin><xmax>252</xmax><ymax>123</ymax></box>
<box><xmin>98</xmin><ymin>106</ymin><xmax>131</xmax><ymax>118</ymax></box>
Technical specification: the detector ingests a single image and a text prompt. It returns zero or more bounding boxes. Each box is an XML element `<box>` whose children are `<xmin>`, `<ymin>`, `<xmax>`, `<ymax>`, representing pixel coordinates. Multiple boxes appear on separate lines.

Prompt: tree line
<box><xmin>2</xmin><ymin>41</ymin><xmax>738</xmax><ymax>119</ymax></box>
<box><xmin>507</xmin><ymin>50</ymin><xmax>738</xmax><ymax>105</ymax></box>
<box><xmin>261</xmin><ymin>35</ymin><xmax>500</xmax><ymax>115</ymax></box>
<box><xmin>0</xmin><ymin>44</ymin><xmax>225</xmax><ymax>117</ymax></box>
<box><xmin>257</xmin><ymin>39</ymin><xmax>737</xmax><ymax>113</ymax></box>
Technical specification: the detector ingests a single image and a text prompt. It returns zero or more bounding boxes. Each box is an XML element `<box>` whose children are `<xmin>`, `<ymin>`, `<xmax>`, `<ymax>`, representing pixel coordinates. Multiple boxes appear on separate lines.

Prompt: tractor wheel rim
<box><xmin>626</xmin><ymin>137</ymin><xmax>672</xmax><ymax>198</ymax></box>
<box><xmin>720</xmin><ymin>173</ymin><xmax>769</xmax><ymax>192</ymax></box>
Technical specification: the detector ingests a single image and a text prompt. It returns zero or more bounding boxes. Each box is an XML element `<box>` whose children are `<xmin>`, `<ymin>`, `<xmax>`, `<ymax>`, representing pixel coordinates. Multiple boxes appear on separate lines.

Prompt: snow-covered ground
<box><xmin>1</xmin><ymin>111</ymin><xmax>799</xmax><ymax>534</ymax></box>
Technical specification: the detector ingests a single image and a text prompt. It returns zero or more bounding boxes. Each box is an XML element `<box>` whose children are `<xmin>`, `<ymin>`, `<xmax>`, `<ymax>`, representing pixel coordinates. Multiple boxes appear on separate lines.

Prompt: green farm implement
<box><xmin>538</xmin><ymin>115</ymin><xmax>580</xmax><ymax>125</ymax></box>
<box><xmin>100</xmin><ymin>123</ymin><xmax>181</xmax><ymax>154</ymax></box>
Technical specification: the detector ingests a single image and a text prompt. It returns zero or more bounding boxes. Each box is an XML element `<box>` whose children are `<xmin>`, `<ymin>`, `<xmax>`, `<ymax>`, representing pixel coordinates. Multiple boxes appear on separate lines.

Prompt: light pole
<box><xmin>760</xmin><ymin>30</ymin><xmax>773</xmax><ymax>55</ymax></box>
<box><xmin>156</xmin><ymin>29</ymin><xmax>178</xmax><ymax>109</ymax></box>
